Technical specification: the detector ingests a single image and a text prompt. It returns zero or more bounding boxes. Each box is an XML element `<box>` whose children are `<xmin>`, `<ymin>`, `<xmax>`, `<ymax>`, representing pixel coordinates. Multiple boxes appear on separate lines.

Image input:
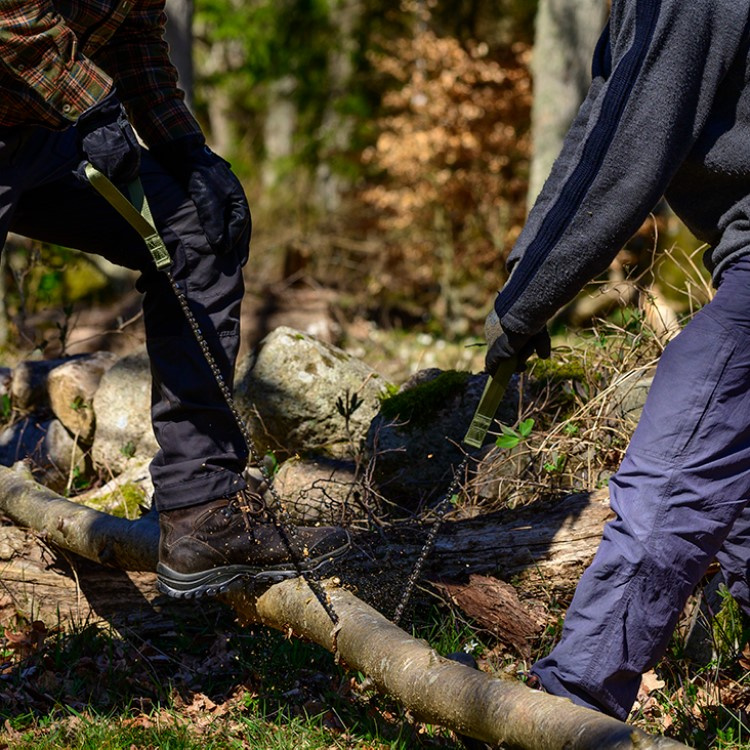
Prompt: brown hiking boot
<box><xmin>156</xmin><ymin>487</ymin><xmax>350</xmax><ymax>599</ymax></box>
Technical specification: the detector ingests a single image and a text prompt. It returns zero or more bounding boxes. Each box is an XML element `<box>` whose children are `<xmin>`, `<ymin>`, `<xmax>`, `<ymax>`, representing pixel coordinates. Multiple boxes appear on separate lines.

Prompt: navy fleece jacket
<box><xmin>495</xmin><ymin>0</ymin><xmax>750</xmax><ymax>335</ymax></box>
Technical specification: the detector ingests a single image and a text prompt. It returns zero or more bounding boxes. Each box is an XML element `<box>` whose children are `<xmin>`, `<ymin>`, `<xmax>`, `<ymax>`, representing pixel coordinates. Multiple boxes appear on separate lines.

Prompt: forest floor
<box><xmin>0</xmin><ymin>240</ymin><xmax>749</xmax><ymax>749</ymax></box>
<box><xmin>0</xmin><ymin>551</ymin><xmax>748</xmax><ymax>750</ymax></box>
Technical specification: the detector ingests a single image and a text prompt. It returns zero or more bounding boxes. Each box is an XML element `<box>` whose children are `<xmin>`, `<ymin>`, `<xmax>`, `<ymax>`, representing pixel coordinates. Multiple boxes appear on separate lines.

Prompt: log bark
<box><xmin>0</xmin><ymin>465</ymin><xmax>687</xmax><ymax>750</ymax></box>
<box><xmin>0</xmin><ymin>464</ymin><xmax>158</xmax><ymax>572</ymax></box>
<box><xmin>0</xmin><ymin>522</ymin><xmax>164</xmax><ymax>626</ymax></box>
<box><xmin>233</xmin><ymin>581</ymin><xmax>686</xmax><ymax>750</ymax></box>
<box><xmin>527</xmin><ymin>0</ymin><xmax>609</xmax><ymax>206</ymax></box>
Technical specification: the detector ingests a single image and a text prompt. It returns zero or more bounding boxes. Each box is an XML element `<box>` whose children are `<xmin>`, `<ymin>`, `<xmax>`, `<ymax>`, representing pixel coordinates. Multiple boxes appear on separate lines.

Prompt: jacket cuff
<box><xmin>131</xmin><ymin>99</ymin><xmax>203</xmax><ymax>149</ymax></box>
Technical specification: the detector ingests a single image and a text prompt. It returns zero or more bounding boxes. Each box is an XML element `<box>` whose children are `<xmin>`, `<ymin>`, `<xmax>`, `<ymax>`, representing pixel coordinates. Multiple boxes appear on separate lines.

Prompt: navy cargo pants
<box><xmin>532</xmin><ymin>255</ymin><xmax>750</xmax><ymax>720</ymax></box>
<box><xmin>0</xmin><ymin>125</ymin><xmax>249</xmax><ymax>511</ymax></box>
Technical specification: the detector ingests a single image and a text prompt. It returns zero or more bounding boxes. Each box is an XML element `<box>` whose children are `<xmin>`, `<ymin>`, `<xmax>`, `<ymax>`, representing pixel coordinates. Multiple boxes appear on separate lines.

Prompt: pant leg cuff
<box><xmin>530</xmin><ymin>665</ymin><xmax>628</xmax><ymax>720</ymax></box>
<box><xmin>153</xmin><ymin>469</ymin><xmax>247</xmax><ymax>511</ymax></box>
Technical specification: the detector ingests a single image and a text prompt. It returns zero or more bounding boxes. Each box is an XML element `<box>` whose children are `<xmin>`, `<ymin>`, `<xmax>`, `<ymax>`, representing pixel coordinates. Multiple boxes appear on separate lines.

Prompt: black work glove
<box><xmin>484</xmin><ymin>306</ymin><xmax>551</xmax><ymax>375</ymax></box>
<box><xmin>151</xmin><ymin>136</ymin><xmax>251</xmax><ymax>256</ymax></box>
<box><xmin>77</xmin><ymin>93</ymin><xmax>141</xmax><ymax>184</ymax></box>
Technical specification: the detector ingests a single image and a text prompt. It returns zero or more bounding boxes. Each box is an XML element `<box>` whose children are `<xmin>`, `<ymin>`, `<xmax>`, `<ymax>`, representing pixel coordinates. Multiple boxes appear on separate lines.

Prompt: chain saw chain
<box><xmin>84</xmin><ymin>165</ymin><xmax>514</xmax><ymax>629</ymax></box>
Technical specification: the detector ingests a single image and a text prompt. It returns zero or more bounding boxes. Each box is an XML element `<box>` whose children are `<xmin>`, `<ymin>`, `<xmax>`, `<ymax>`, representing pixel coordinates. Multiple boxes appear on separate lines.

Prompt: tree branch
<box><xmin>0</xmin><ymin>465</ymin><xmax>688</xmax><ymax>750</ymax></box>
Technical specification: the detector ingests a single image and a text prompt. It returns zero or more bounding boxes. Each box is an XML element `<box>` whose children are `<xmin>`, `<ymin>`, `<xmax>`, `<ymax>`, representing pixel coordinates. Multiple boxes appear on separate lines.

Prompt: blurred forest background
<box><xmin>0</xmin><ymin>0</ymin><xmax>706</xmax><ymax>375</ymax></box>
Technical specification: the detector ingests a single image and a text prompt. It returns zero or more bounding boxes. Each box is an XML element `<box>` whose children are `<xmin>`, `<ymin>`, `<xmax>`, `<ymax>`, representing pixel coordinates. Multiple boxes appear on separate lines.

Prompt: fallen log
<box><xmin>0</xmin><ymin>523</ymin><xmax>162</xmax><ymax>626</ymax></box>
<box><xmin>0</xmin><ymin>465</ymin><xmax>687</xmax><ymax>749</ymax></box>
<box><xmin>233</xmin><ymin>581</ymin><xmax>686</xmax><ymax>750</ymax></box>
<box><xmin>0</xmin><ymin>459</ymin><xmax>611</xmax><ymax>622</ymax></box>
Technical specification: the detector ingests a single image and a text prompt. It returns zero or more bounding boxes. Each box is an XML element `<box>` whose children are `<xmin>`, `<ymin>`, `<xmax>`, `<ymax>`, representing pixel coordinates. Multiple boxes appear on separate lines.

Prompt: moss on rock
<box><xmin>86</xmin><ymin>482</ymin><xmax>148</xmax><ymax>519</ymax></box>
<box><xmin>379</xmin><ymin>370</ymin><xmax>471</xmax><ymax>428</ymax></box>
<box><xmin>528</xmin><ymin>357</ymin><xmax>586</xmax><ymax>383</ymax></box>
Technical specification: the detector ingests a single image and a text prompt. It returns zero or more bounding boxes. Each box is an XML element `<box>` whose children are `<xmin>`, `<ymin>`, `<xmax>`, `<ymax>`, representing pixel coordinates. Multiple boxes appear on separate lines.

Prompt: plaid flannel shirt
<box><xmin>0</xmin><ymin>0</ymin><xmax>201</xmax><ymax>146</ymax></box>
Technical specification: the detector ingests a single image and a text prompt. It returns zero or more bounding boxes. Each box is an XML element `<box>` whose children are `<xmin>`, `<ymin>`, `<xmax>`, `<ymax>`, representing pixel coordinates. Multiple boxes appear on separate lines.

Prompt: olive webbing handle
<box><xmin>462</xmin><ymin>355</ymin><xmax>517</xmax><ymax>448</ymax></box>
<box><xmin>84</xmin><ymin>164</ymin><xmax>171</xmax><ymax>272</ymax></box>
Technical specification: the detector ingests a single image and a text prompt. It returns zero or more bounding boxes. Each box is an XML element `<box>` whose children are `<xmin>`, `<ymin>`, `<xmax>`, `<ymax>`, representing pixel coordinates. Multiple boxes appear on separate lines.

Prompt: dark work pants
<box><xmin>532</xmin><ymin>255</ymin><xmax>750</xmax><ymax>720</ymax></box>
<box><xmin>0</xmin><ymin>125</ymin><xmax>249</xmax><ymax>511</ymax></box>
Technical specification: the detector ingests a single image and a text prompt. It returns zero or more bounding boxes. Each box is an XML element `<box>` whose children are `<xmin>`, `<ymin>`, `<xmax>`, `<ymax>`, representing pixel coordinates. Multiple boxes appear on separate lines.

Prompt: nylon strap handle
<box><xmin>84</xmin><ymin>163</ymin><xmax>171</xmax><ymax>272</ymax></box>
<box><xmin>463</xmin><ymin>354</ymin><xmax>516</xmax><ymax>448</ymax></box>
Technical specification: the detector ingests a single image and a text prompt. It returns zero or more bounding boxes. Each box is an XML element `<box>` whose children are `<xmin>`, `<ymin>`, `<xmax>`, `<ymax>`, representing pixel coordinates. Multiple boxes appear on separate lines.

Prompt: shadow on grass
<box><xmin>0</xmin><ymin>573</ymin><xmax>456</xmax><ymax>749</ymax></box>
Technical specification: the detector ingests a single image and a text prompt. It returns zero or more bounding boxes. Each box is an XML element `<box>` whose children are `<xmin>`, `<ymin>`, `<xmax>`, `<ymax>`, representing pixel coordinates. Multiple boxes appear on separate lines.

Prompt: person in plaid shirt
<box><xmin>0</xmin><ymin>0</ymin><xmax>349</xmax><ymax>598</ymax></box>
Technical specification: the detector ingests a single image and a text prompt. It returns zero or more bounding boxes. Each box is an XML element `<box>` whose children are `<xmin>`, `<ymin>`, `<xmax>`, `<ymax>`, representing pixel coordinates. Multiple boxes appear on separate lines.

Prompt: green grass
<box><xmin>3</xmin><ymin>707</ymin><xmax>434</xmax><ymax>750</ymax></box>
<box><xmin>0</xmin><ymin>603</ymin><xmax>456</xmax><ymax>750</ymax></box>
<box><xmin>6</xmin><ymin>716</ymin><xmax>209</xmax><ymax>750</ymax></box>
<box><xmin>2</xmin><ymin>569</ymin><xmax>749</xmax><ymax>749</ymax></box>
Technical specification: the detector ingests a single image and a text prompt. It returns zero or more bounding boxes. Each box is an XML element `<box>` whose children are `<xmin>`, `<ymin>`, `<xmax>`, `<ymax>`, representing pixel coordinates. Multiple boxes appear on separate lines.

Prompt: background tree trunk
<box><xmin>164</xmin><ymin>0</ymin><xmax>195</xmax><ymax>110</ymax></box>
<box><xmin>527</xmin><ymin>0</ymin><xmax>609</xmax><ymax>207</ymax></box>
<box><xmin>312</xmin><ymin>0</ymin><xmax>363</xmax><ymax>211</ymax></box>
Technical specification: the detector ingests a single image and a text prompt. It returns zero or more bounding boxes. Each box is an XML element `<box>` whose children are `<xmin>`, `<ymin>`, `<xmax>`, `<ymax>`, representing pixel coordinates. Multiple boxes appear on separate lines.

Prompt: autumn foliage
<box><xmin>359</xmin><ymin>29</ymin><xmax>532</xmax><ymax>324</ymax></box>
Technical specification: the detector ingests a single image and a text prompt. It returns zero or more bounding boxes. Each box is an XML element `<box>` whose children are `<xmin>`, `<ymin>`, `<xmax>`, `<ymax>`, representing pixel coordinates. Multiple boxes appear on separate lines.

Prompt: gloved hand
<box><xmin>484</xmin><ymin>307</ymin><xmax>551</xmax><ymax>375</ymax></box>
<box><xmin>151</xmin><ymin>136</ymin><xmax>251</xmax><ymax>257</ymax></box>
<box><xmin>77</xmin><ymin>93</ymin><xmax>141</xmax><ymax>184</ymax></box>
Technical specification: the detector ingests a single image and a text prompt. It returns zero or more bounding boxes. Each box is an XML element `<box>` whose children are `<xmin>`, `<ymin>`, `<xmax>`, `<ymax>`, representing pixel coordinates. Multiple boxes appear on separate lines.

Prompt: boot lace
<box><xmin>222</xmin><ymin>488</ymin><xmax>270</xmax><ymax>531</ymax></box>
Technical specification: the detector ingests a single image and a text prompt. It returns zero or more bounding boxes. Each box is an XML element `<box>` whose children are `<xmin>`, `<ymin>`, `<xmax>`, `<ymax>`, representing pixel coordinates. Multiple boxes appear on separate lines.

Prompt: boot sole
<box><xmin>156</xmin><ymin>537</ymin><xmax>351</xmax><ymax>599</ymax></box>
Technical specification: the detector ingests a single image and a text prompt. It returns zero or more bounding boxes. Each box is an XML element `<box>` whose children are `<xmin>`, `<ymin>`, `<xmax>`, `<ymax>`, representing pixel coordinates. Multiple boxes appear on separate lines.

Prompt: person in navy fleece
<box><xmin>485</xmin><ymin>0</ymin><xmax>750</xmax><ymax>719</ymax></box>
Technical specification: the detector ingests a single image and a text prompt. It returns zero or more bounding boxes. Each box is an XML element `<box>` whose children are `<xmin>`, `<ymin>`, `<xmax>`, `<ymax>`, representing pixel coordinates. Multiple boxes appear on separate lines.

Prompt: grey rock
<box><xmin>11</xmin><ymin>356</ymin><xmax>85</xmax><ymax>413</ymax></box>
<box><xmin>77</xmin><ymin>458</ymin><xmax>154</xmax><ymax>515</ymax></box>
<box><xmin>0</xmin><ymin>416</ymin><xmax>87</xmax><ymax>492</ymax></box>
<box><xmin>607</xmin><ymin>369</ymin><xmax>655</xmax><ymax>429</ymax></box>
<box><xmin>91</xmin><ymin>349</ymin><xmax>158</xmax><ymax>475</ymax></box>
<box><xmin>365</xmin><ymin>368</ymin><xmax>519</xmax><ymax>508</ymax></box>
<box><xmin>271</xmin><ymin>455</ymin><xmax>364</xmax><ymax>524</ymax></box>
<box><xmin>236</xmin><ymin>326</ymin><xmax>391</xmax><ymax>459</ymax></box>
<box><xmin>47</xmin><ymin>351</ymin><xmax>118</xmax><ymax>444</ymax></box>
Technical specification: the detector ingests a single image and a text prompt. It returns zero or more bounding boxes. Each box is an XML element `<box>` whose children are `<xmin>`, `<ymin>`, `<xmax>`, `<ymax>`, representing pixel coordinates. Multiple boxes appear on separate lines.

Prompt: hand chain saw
<box><xmin>85</xmin><ymin>165</ymin><xmax>515</xmax><ymax>629</ymax></box>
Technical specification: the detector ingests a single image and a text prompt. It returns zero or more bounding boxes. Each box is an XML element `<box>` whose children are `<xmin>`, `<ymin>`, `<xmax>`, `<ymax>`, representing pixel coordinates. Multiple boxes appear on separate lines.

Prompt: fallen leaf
<box><xmin>639</xmin><ymin>670</ymin><xmax>666</xmax><ymax>696</ymax></box>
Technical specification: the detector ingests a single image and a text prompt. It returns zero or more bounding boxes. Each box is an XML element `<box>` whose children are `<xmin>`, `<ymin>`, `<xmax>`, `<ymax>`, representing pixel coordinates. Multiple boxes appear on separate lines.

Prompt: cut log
<box><xmin>0</xmin><ymin>522</ymin><xmax>163</xmax><ymax>626</ymax></box>
<box><xmin>0</xmin><ymin>465</ymin><xmax>686</xmax><ymax>750</ymax></box>
<box><xmin>233</xmin><ymin>580</ymin><xmax>687</xmax><ymax>750</ymax></box>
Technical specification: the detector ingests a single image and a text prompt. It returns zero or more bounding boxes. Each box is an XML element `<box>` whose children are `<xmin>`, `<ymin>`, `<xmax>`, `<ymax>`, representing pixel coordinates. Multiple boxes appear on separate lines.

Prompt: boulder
<box><xmin>77</xmin><ymin>458</ymin><xmax>154</xmax><ymax>516</ymax></box>
<box><xmin>0</xmin><ymin>416</ymin><xmax>87</xmax><ymax>493</ymax></box>
<box><xmin>10</xmin><ymin>357</ymin><xmax>84</xmax><ymax>413</ymax></box>
<box><xmin>47</xmin><ymin>352</ymin><xmax>118</xmax><ymax>443</ymax></box>
<box><xmin>365</xmin><ymin>368</ymin><xmax>519</xmax><ymax>508</ymax></box>
<box><xmin>606</xmin><ymin>368</ymin><xmax>656</xmax><ymax>429</ymax></box>
<box><xmin>236</xmin><ymin>327</ymin><xmax>391</xmax><ymax>459</ymax></box>
<box><xmin>271</xmin><ymin>455</ymin><xmax>363</xmax><ymax>524</ymax></box>
<box><xmin>91</xmin><ymin>349</ymin><xmax>158</xmax><ymax>476</ymax></box>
